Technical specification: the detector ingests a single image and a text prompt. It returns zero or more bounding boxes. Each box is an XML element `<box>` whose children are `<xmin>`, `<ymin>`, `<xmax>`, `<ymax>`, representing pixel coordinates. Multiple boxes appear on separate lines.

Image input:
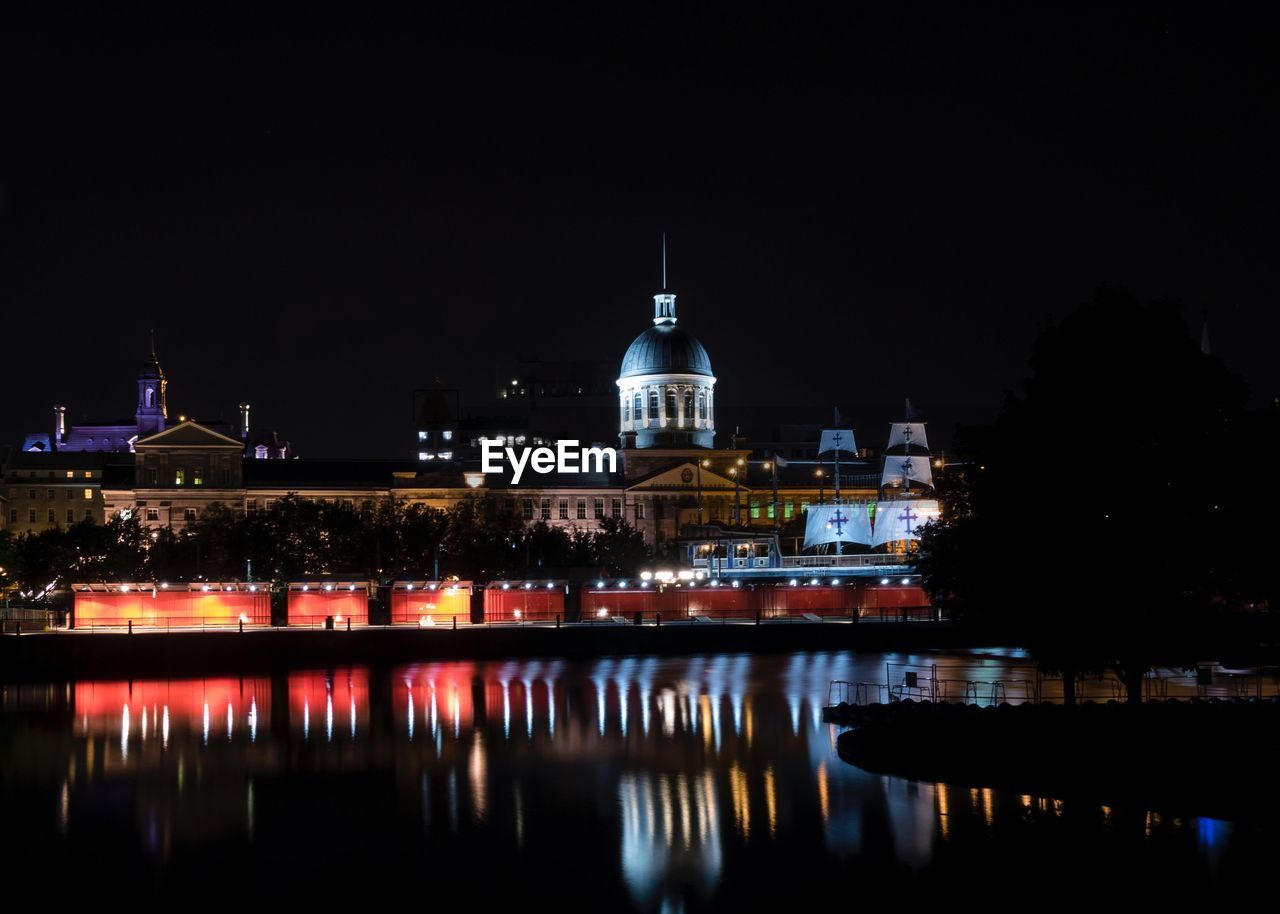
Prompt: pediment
<box><xmin>627</xmin><ymin>462</ymin><xmax>744</xmax><ymax>492</ymax></box>
<box><xmin>135</xmin><ymin>420</ymin><xmax>245</xmax><ymax>449</ymax></box>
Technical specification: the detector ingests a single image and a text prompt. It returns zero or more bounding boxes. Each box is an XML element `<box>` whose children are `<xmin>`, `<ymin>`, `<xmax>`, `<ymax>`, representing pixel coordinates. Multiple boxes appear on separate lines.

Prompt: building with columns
<box><xmin>617</xmin><ymin>291</ymin><xmax>715</xmax><ymax>449</ymax></box>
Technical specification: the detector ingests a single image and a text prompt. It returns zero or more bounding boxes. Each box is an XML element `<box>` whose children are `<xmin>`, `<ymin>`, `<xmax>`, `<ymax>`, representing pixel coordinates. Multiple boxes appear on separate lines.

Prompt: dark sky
<box><xmin>3</xmin><ymin>5</ymin><xmax>1277</xmax><ymax>456</ymax></box>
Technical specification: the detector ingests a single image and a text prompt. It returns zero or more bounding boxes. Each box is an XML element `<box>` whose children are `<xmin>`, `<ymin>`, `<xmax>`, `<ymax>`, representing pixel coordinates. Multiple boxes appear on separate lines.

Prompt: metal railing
<box><xmin>781</xmin><ymin>553</ymin><xmax>915</xmax><ymax>569</ymax></box>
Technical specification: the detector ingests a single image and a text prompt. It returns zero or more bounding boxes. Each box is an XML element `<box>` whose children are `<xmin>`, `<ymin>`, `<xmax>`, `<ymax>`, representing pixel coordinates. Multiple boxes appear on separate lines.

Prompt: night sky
<box><xmin>3</xmin><ymin>6</ymin><xmax>1277</xmax><ymax>457</ymax></box>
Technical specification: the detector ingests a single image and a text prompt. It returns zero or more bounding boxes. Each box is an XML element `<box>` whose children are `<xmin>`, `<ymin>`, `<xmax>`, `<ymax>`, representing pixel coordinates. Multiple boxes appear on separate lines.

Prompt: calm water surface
<box><xmin>1</xmin><ymin>650</ymin><xmax>1273</xmax><ymax>906</ymax></box>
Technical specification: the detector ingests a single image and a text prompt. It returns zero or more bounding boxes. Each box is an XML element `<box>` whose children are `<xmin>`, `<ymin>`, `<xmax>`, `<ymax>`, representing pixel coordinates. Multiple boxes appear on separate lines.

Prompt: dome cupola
<box><xmin>616</xmin><ymin>243</ymin><xmax>716</xmax><ymax>449</ymax></box>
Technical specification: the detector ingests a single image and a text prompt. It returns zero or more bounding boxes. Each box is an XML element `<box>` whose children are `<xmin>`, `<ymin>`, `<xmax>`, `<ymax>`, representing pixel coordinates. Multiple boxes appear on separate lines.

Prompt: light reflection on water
<box><xmin>0</xmin><ymin>650</ymin><xmax>1269</xmax><ymax>905</ymax></box>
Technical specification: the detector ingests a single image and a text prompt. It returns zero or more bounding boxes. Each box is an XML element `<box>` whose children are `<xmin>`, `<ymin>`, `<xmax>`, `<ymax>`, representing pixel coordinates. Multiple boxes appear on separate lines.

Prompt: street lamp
<box><xmin>815</xmin><ymin>468</ymin><xmax>825</xmax><ymax>505</ymax></box>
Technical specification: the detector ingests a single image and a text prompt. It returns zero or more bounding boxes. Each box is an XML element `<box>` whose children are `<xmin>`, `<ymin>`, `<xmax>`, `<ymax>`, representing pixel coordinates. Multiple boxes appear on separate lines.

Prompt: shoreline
<box><xmin>0</xmin><ymin>620</ymin><xmax>984</xmax><ymax>681</ymax></box>
<box><xmin>836</xmin><ymin>699</ymin><xmax>1280</xmax><ymax>823</ymax></box>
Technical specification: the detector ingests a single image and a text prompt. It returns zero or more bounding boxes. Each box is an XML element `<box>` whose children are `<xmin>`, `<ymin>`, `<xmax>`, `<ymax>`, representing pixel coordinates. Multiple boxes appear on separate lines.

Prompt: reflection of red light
<box><xmin>392</xmin><ymin>662</ymin><xmax>479</xmax><ymax>729</ymax></box>
<box><xmin>73</xmin><ymin>678</ymin><xmax>272</xmax><ymax>732</ymax></box>
<box><xmin>288</xmin><ymin>669</ymin><xmax>370</xmax><ymax>727</ymax></box>
<box><xmin>287</xmin><ymin>591</ymin><xmax>368</xmax><ymax>625</ymax></box>
<box><xmin>74</xmin><ymin>591</ymin><xmax>269</xmax><ymax>628</ymax></box>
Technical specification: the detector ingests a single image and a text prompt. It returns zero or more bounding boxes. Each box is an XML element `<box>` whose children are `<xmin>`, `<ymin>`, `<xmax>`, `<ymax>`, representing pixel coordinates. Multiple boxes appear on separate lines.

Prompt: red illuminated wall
<box><xmin>287</xmin><ymin>590</ymin><xmax>370</xmax><ymax>625</ymax></box>
<box><xmin>762</xmin><ymin>585</ymin><xmax>860</xmax><ymax>618</ymax></box>
<box><xmin>484</xmin><ymin>588</ymin><xmax>565</xmax><ymax>622</ymax></box>
<box><xmin>581</xmin><ymin>589</ymin><xmax>661</xmax><ymax>619</ymax></box>
<box><xmin>390</xmin><ymin>587</ymin><xmax>471</xmax><ymax>625</ymax></box>
<box><xmin>73</xmin><ymin>590</ymin><xmax>270</xmax><ymax>628</ymax></box>
<box><xmin>670</xmin><ymin>586</ymin><xmax>756</xmax><ymax>618</ymax></box>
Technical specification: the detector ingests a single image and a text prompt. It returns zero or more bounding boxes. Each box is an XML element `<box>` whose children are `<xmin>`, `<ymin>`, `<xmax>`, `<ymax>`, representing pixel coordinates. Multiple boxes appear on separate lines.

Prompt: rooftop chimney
<box><xmin>239</xmin><ymin>403</ymin><xmax>250</xmax><ymax>440</ymax></box>
<box><xmin>53</xmin><ymin>405</ymin><xmax>66</xmax><ymax>450</ymax></box>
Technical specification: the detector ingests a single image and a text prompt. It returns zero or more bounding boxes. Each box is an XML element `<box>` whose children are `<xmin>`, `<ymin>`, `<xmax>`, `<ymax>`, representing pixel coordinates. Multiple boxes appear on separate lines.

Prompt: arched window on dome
<box><xmin>633</xmin><ymin>391</ymin><xmax>643</xmax><ymax>426</ymax></box>
<box><xmin>682</xmin><ymin>389</ymin><xmax>694</xmax><ymax>426</ymax></box>
<box><xmin>622</xmin><ymin>395</ymin><xmax>630</xmax><ymax>424</ymax></box>
<box><xmin>665</xmin><ymin>388</ymin><xmax>677</xmax><ymax>424</ymax></box>
<box><xmin>697</xmin><ymin>390</ymin><xmax>707</xmax><ymax>423</ymax></box>
<box><xmin>648</xmin><ymin>389</ymin><xmax>659</xmax><ymax>426</ymax></box>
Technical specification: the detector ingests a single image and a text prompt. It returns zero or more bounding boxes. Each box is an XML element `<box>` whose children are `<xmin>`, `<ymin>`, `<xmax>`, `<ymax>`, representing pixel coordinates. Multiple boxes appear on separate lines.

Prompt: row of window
<box><xmin>20</xmin><ymin>488</ymin><xmax>95</xmax><ymax>500</ymax></box>
<box><xmin>12</xmin><ymin>470</ymin><xmax>96</xmax><ymax>479</ymax></box>
<box><xmin>519</xmin><ymin>497</ymin><xmax>628</xmax><ymax>521</ymax></box>
<box><xmin>621</xmin><ymin>387</ymin><xmax>711</xmax><ymax>425</ymax></box>
<box><xmin>245</xmin><ymin>498</ymin><xmax>376</xmax><ymax>513</ymax></box>
<box><xmin>12</xmin><ymin>508</ymin><xmax>95</xmax><ymax>524</ymax></box>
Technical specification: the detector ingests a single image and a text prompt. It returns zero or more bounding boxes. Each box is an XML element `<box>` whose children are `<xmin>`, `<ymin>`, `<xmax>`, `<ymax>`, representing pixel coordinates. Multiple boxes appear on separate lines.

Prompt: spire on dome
<box><xmin>653</xmin><ymin>233</ymin><xmax>676</xmax><ymax>323</ymax></box>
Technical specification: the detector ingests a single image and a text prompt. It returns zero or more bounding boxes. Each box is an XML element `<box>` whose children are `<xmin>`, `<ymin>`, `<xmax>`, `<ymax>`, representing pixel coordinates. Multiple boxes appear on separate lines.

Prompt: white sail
<box><xmin>887</xmin><ymin>422</ymin><xmax>928</xmax><ymax>451</ymax></box>
<box><xmin>818</xmin><ymin>429</ymin><xmax>857</xmax><ymax>455</ymax></box>
<box><xmin>871</xmin><ymin>499</ymin><xmax>940</xmax><ymax>546</ymax></box>
<box><xmin>880</xmin><ymin>454</ymin><xmax>933</xmax><ymax>489</ymax></box>
<box><xmin>803</xmin><ymin>503</ymin><xmax>873</xmax><ymax>548</ymax></box>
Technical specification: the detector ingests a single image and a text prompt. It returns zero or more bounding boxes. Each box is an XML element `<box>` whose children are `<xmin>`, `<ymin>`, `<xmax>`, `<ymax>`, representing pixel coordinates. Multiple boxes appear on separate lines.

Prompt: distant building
<box><xmin>8</xmin><ymin>266</ymin><xmax>887</xmax><ymax>555</ymax></box>
<box><xmin>2</xmin><ymin>450</ymin><xmax>112</xmax><ymax>534</ymax></box>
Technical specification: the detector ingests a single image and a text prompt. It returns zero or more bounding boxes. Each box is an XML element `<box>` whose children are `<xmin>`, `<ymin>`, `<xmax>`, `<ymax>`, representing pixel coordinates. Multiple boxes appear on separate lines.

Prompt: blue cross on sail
<box><xmin>818</xmin><ymin>429</ymin><xmax>857</xmax><ymax>456</ymax></box>
<box><xmin>803</xmin><ymin>503</ymin><xmax>872</xmax><ymax>547</ymax></box>
<box><xmin>871</xmin><ymin>499</ymin><xmax>940</xmax><ymax>546</ymax></box>
<box><xmin>880</xmin><ymin>454</ymin><xmax>933</xmax><ymax>489</ymax></box>
<box><xmin>886</xmin><ymin>422</ymin><xmax>928</xmax><ymax>451</ymax></box>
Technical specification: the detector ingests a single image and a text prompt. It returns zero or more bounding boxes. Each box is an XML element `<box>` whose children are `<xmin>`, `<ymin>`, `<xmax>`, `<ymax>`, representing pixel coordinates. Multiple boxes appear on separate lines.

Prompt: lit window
<box><xmin>65</xmin><ymin>470</ymin><xmax>73</xmax><ymax>478</ymax></box>
<box><xmin>193</xmin><ymin>467</ymin><xmax>203</xmax><ymax>486</ymax></box>
<box><xmin>419</xmin><ymin>452</ymin><xmax>434</xmax><ymax>461</ymax></box>
<box><xmin>438</xmin><ymin>451</ymin><xmax>452</xmax><ymax>460</ymax></box>
<box><xmin>83</xmin><ymin>488</ymin><xmax>92</xmax><ymax>500</ymax></box>
<box><xmin>442</xmin><ymin>430</ymin><xmax>453</xmax><ymax>441</ymax></box>
<box><xmin>418</xmin><ymin>431</ymin><xmax>429</xmax><ymax>441</ymax></box>
<box><xmin>175</xmin><ymin>467</ymin><xmax>185</xmax><ymax>485</ymax></box>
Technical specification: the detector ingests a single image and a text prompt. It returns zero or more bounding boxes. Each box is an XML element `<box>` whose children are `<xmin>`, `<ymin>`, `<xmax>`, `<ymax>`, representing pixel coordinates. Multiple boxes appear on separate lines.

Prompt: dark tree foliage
<box><xmin>918</xmin><ymin>287</ymin><xmax>1261</xmax><ymax>703</ymax></box>
<box><xmin>4</xmin><ymin>493</ymin><xmax>652</xmax><ymax>595</ymax></box>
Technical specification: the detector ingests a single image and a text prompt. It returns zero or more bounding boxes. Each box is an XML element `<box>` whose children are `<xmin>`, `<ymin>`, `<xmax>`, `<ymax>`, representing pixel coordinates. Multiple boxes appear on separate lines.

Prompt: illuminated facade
<box><xmin>4</xmin><ymin>280</ymin><xmax>879</xmax><ymax>552</ymax></box>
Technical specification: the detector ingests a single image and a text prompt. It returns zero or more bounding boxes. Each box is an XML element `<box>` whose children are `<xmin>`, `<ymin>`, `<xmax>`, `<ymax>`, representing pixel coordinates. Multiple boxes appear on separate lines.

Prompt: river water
<box><xmin>1</xmin><ymin>649</ymin><xmax>1273</xmax><ymax>905</ymax></box>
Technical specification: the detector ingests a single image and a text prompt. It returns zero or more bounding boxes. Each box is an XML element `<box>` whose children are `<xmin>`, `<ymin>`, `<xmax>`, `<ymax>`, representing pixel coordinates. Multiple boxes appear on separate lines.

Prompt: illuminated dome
<box><xmin>619</xmin><ymin>322</ymin><xmax>714</xmax><ymax>380</ymax></box>
<box><xmin>617</xmin><ymin>291</ymin><xmax>716</xmax><ymax>449</ymax></box>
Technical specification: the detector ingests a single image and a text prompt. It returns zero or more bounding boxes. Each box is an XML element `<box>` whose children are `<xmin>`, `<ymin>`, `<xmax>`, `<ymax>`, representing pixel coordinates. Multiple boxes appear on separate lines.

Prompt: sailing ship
<box><xmin>872</xmin><ymin>412</ymin><xmax>940</xmax><ymax>550</ymax></box>
<box><xmin>802</xmin><ymin>404</ymin><xmax>940</xmax><ymax>553</ymax></box>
